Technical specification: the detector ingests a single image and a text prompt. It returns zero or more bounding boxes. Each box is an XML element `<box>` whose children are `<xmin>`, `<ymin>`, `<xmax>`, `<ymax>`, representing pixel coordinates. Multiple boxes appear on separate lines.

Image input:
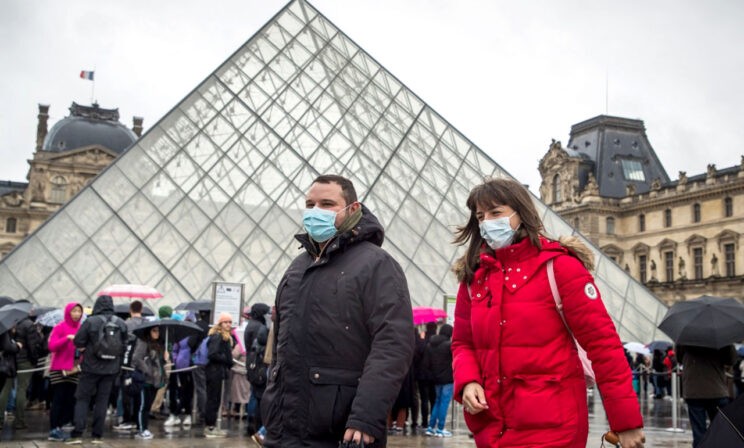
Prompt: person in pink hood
<box><xmin>47</xmin><ymin>302</ymin><xmax>83</xmax><ymax>442</ymax></box>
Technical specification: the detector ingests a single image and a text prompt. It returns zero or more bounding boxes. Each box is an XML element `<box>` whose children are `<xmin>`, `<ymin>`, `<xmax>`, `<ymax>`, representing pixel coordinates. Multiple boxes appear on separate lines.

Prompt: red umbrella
<box><xmin>412</xmin><ymin>306</ymin><xmax>447</xmax><ymax>325</ymax></box>
<box><xmin>98</xmin><ymin>284</ymin><xmax>163</xmax><ymax>300</ymax></box>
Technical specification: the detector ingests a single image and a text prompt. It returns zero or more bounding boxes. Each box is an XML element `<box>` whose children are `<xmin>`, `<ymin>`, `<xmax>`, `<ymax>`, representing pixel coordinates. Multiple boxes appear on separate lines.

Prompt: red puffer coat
<box><xmin>452</xmin><ymin>237</ymin><xmax>642</xmax><ymax>447</ymax></box>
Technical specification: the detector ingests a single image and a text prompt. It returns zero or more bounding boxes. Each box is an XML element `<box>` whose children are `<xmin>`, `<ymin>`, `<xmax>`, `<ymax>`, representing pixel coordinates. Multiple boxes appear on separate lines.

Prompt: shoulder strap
<box><xmin>547</xmin><ymin>259</ymin><xmax>573</xmax><ymax>336</ymax></box>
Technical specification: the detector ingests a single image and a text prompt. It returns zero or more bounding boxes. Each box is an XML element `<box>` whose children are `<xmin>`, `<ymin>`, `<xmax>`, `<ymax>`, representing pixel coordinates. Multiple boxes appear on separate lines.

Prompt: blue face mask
<box><xmin>303</xmin><ymin>206</ymin><xmax>347</xmax><ymax>243</ymax></box>
<box><xmin>479</xmin><ymin>212</ymin><xmax>518</xmax><ymax>250</ymax></box>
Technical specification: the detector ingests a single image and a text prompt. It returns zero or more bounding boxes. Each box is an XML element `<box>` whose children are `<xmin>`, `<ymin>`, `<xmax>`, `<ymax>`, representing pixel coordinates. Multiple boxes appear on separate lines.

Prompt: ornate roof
<box><xmin>42</xmin><ymin>102</ymin><xmax>137</xmax><ymax>154</ymax></box>
<box><xmin>566</xmin><ymin>115</ymin><xmax>670</xmax><ymax>198</ymax></box>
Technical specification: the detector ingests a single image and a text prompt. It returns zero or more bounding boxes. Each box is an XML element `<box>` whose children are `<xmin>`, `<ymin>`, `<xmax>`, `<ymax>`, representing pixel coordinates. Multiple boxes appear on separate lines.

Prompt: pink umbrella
<box><xmin>412</xmin><ymin>306</ymin><xmax>447</xmax><ymax>325</ymax></box>
<box><xmin>98</xmin><ymin>284</ymin><xmax>163</xmax><ymax>300</ymax></box>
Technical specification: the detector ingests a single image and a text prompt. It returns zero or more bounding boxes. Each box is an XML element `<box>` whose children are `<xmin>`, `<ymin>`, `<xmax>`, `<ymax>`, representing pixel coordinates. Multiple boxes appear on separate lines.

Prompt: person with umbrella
<box><xmin>132</xmin><ymin>324</ymin><xmax>168</xmax><ymax>440</ymax></box>
<box><xmin>0</xmin><ymin>325</ymin><xmax>21</xmax><ymax>418</ymax></box>
<box><xmin>46</xmin><ymin>302</ymin><xmax>83</xmax><ymax>442</ymax></box>
<box><xmin>0</xmin><ymin>300</ymin><xmax>29</xmax><ymax>429</ymax></box>
<box><xmin>677</xmin><ymin>344</ymin><xmax>737</xmax><ymax>447</ymax></box>
<box><xmin>0</xmin><ymin>302</ymin><xmax>44</xmax><ymax>431</ymax></box>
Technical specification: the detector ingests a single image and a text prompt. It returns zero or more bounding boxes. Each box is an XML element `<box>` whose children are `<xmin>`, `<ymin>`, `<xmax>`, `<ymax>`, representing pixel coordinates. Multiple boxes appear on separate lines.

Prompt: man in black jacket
<box><xmin>67</xmin><ymin>295</ymin><xmax>127</xmax><ymax>444</ymax></box>
<box><xmin>262</xmin><ymin>175</ymin><xmax>414</xmax><ymax>448</ymax></box>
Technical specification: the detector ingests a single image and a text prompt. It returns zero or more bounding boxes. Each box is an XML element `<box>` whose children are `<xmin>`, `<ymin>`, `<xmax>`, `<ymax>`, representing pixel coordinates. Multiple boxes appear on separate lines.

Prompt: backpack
<box><xmin>91</xmin><ymin>315</ymin><xmax>124</xmax><ymax>361</ymax></box>
<box><xmin>245</xmin><ymin>328</ymin><xmax>268</xmax><ymax>386</ymax></box>
<box><xmin>192</xmin><ymin>336</ymin><xmax>209</xmax><ymax>366</ymax></box>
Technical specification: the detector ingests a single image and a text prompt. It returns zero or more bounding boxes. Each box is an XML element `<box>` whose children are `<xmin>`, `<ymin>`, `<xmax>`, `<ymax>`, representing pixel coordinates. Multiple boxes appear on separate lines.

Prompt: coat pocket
<box><xmin>506</xmin><ymin>374</ymin><xmax>564</xmax><ymax>430</ymax></box>
<box><xmin>306</xmin><ymin>366</ymin><xmax>360</xmax><ymax>437</ymax></box>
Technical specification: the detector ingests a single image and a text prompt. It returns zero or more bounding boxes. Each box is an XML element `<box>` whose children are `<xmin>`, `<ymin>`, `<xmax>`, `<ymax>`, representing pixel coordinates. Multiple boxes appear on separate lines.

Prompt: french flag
<box><xmin>80</xmin><ymin>70</ymin><xmax>95</xmax><ymax>81</ymax></box>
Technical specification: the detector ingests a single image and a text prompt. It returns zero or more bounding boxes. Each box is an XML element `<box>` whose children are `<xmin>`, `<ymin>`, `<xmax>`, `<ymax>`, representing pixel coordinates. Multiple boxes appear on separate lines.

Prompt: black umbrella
<box><xmin>0</xmin><ymin>296</ymin><xmax>14</xmax><ymax>307</ymax></box>
<box><xmin>132</xmin><ymin>318</ymin><xmax>204</xmax><ymax>345</ymax></box>
<box><xmin>0</xmin><ymin>301</ymin><xmax>33</xmax><ymax>334</ymax></box>
<box><xmin>180</xmin><ymin>300</ymin><xmax>212</xmax><ymax>312</ymax></box>
<box><xmin>658</xmin><ymin>295</ymin><xmax>744</xmax><ymax>349</ymax></box>
<box><xmin>647</xmin><ymin>340</ymin><xmax>674</xmax><ymax>353</ymax></box>
<box><xmin>30</xmin><ymin>306</ymin><xmax>57</xmax><ymax>318</ymax></box>
<box><xmin>699</xmin><ymin>394</ymin><xmax>744</xmax><ymax>447</ymax></box>
<box><xmin>113</xmin><ymin>303</ymin><xmax>154</xmax><ymax>317</ymax></box>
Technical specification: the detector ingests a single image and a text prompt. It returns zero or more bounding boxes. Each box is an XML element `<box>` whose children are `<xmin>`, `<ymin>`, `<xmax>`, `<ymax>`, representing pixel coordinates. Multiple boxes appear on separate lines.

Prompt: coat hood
<box><xmin>63</xmin><ymin>302</ymin><xmax>83</xmax><ymax>329</ymax></box>
<box><xmin>295</xmin><ymin>203</ymin><xmax>385</xmax><ymax>256</ymax></box>
<box><xmin>92</xmin><ymin>295</ymin><xmax>115</xmax><ymax>316</ymax></box>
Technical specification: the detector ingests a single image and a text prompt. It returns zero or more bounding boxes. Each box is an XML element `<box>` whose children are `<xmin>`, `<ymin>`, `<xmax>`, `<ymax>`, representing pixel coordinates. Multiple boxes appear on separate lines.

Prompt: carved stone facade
<box><xmin>0</xmin><ymin>103</ymin><xmax>142</xmax><ymax>258</ymax></box>
<box><xmin>539</xmin><ymin>116</ymin><xmax>743</xmax><ymax>304</ymax></box>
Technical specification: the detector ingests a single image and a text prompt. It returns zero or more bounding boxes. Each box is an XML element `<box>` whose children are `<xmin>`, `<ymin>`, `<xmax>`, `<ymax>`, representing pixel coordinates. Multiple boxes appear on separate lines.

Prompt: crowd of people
<box><xmin>0</xmin><ymin>295</ymin><xmax>272</xmax><ymax>445</ymax></box>
<box><xmin>2</xmin><ymin>174</ymin><xmax>742</xmax><ymax>448</ymax></box>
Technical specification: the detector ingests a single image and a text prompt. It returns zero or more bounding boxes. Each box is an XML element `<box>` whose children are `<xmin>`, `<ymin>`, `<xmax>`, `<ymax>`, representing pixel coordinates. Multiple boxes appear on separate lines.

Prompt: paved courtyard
<box><xmin>0</xmin><ymin>392</ymin><xmax>695</xmax><ymax>447</ymax></box>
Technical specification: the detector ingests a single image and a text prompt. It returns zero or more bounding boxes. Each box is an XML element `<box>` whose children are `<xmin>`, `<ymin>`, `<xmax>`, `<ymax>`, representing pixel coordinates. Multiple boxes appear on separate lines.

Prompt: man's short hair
<box><xmin>313</xmin><ymin>174</ymin><xmax>358</xmax><ymax>205</ymax></box>
<box><xmin>129</xmin><ymin>300</ymin><xmax>143</xmax><ymax>314</ymax></box>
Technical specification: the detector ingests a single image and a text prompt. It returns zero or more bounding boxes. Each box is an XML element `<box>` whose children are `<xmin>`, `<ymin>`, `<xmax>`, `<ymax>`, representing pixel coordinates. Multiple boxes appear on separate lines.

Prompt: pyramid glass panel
<box><xmin>0</xmin><ymin>0</ymin><xmax>669</xmax><ymax>342</ymax></box>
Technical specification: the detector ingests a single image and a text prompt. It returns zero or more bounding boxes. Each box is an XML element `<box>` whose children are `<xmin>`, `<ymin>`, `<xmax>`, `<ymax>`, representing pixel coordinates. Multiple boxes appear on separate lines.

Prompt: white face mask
<box><xmin>479</xmin><ymin>212</ymin><xmax>517</xmax><ymax>250</ymax></box>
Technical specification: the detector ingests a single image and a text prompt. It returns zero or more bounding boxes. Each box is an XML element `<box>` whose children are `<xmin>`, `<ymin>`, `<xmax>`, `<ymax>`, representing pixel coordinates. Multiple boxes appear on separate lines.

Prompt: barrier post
<box><xmin>666</xmin><ymin>370</ymin><xmax>684</xmax><ymax>433</ymax></box>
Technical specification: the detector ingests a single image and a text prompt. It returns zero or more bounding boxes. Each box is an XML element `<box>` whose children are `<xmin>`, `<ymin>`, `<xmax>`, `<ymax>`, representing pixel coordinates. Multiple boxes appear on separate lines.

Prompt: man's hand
<box><xmin>462</xmin><ymin>382</ymin><xmax>488</xmax><ymax>415</ymax></box>
<box><xmin>343</xmin><ymin>427</ymin><xmax>375</xmax><ymax>446</ymax></box>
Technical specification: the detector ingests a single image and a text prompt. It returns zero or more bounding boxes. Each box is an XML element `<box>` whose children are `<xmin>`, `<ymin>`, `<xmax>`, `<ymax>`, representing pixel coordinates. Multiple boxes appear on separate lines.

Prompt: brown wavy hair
<box><xmin>452</xmin><ymin>178</ymin><xmax>545</xmax><ymax>284</ymax></box>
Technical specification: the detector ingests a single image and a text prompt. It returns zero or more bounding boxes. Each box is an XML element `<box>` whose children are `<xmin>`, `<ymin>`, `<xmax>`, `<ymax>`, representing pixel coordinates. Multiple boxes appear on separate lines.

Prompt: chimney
<box><xmin>132</xmin><ymin>116</ymin><xmax>144</xmax><ymax>137</ymax></box>
<box><xmin>36</xmin><ymin>104</ymin><xmax>50</xmax><ymax>151</ymax></box>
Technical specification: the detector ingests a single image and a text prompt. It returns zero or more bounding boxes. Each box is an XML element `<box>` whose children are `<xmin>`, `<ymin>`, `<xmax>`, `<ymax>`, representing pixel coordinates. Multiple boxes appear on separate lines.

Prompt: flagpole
<box><xmin>91</xmin><ymin>66</ymin><xmax>96</xmax><ymax>104</ymax></box>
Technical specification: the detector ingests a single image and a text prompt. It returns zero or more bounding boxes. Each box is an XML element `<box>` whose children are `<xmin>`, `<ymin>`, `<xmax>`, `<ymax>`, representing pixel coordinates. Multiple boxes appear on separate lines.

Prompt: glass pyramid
<box><xmin>0</xmin><ymin>0</ymin><xmax>668</xmax><ymax>342</ymax></box>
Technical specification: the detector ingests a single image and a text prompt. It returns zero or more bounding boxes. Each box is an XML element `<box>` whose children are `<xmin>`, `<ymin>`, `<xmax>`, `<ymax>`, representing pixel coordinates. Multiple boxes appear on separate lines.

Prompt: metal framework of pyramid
<box><xmin>0</xmin><ymin>0</ymin><xmax>668</xmax><ymax>342</ymax></box>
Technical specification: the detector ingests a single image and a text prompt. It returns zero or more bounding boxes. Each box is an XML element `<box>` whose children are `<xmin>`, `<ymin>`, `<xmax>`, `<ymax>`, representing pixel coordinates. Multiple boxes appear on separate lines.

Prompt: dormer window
<box><xmin>620</xmin><ymin>159</ymin><xmax>645</xmax><ymax>181</ymax></box>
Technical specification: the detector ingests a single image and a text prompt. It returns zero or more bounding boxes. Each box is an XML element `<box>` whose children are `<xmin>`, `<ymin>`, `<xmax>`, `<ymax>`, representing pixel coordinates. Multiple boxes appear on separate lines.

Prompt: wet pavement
<box><xmin>0</xmin><ymin>392</ymin><xmax>694</xmax><ymax>447</ymax></box>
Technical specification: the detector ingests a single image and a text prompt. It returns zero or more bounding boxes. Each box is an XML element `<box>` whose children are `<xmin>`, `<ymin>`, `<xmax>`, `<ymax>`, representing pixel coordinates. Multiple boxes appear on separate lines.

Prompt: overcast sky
<box><xmin>2</xmin><ymin>0</ymin><xmax>742</xmax><ymax>194</ymax></box>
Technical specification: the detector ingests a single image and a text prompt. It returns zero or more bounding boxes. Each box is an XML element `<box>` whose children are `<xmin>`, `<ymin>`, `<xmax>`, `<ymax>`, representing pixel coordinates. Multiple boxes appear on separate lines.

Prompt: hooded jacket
<box><xmin>73</xmin><ymin>295</ymin><xmax>128</xmax><ymax>375</ymax></box>
<box><xmin>451</xmin><ymin>236</ymin><xmax>642</xmax><ymax>448</ymax></box>
<box><xmin>261</xmin><ymin>205</ymin><xmax>414</xmax><ymax>448</ymax></box>
<box><xmin>48</xmin><ymin>302</ymin><xmax>82</xmax><ymax>371</ymax></box>
<box><xmin>132</xmin><ymin>337</ymin><xmax>166</xmax><ymax>387</ymax></box>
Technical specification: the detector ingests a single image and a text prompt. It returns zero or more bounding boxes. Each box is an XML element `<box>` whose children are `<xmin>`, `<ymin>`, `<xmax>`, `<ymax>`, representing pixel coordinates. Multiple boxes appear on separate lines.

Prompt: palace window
<box><xmin>693</xmin><ymin>203</ymin><xmax>701</xmax><ymax>223</ymax></box>
<box><xmin>606</xmin><ymin>217</ymin><xmax>615</xmax><ymax>235</ymax></box>
<box><xmin>664</xmin><ymin>251</ymin><xmax>674</xmax><ymax>282</ymax></box>
<box><xmin>724</xmin><ymin>243</ymin><xmax>736</xmax><ymax>277</ymax></box>
<box><xmin>639</xmin><ymin>255</ymin><xmax>647</xmax><ymax>283</ymax></box>
<box><xmin>664</xmin><ymin>209</ymin><xmax>672</xmax><ymax>228</ymax></box>
<box><xmin>725</xmin><ymin>197</ymin><xmax>733</xmax><ymax>217</ymax></box>
<box><xmin>5</xmin><ymin>218</ymin><xmax>16</xmax><ymax>234</ymax></box>
<box><xmin>621</xmin><ymin>159</ymin><xmax>645</xmax><ymax>181</ymax></box>
<box><xmin>638</xmin><ymin>214</ymin><xmax>645</xmax><ymax>232</ymax></box>
<box><xmin>552</xmin><ymin>174</ymin><xmax>561</xmax><ymax>203</ymax></box>
<box><xmin>49</xmin><ymin>176</ymin><xmax>68</xmax><ymax>204</ymax></box>
<box><xmin>693</xmin><ymin>248</ymin><xmax>703</xmax><ymax>280</ymax></box>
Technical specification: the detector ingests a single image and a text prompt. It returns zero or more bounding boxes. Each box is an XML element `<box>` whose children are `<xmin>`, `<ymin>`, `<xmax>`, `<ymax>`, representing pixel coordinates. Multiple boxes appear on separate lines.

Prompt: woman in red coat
<box><xmin>451</xmin><ymin>178</ymin><xmax>645</xmax><ymax>448</ymax></box>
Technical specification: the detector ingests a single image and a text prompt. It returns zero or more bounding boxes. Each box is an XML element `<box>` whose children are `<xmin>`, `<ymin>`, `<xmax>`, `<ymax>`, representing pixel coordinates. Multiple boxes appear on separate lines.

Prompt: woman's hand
<box><xmin>618</xmin><ymin>428</ymin><xmax>645</xmax><ymax>448</ymax></box>
<box><xmin>462</xmin><ymin>382</ymin><xmax>488</xmax><ymax>415</ymax></box>
<box><xmin>164</xmin><ymin>351</ymin><xmax>170</xmax><ymax>362</ymax></box>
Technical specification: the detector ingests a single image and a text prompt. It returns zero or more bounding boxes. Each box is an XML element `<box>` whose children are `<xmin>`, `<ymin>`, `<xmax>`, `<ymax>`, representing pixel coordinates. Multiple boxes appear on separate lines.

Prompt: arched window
<box><xmin>724</xmin><ymin>197</ymin><xmax>733</xmax><ymax>217</ymax></box>
<box><xmin>552</xmin><ymin>174</ymin><xmax>561</xmax><ymax>203</ymax></box>
<box><xmin>50</xmin><ymin>175</ymin><xmax>67</xmax><ymax>204</ymax></box>
<box><xmin>606</xmin><ymin>217</ymin><xmax>615</xmax><ymax>235</ymax></box>
<box><xmin>693</xmin><ymin>203</ymin><xmax>701</xmax><ymax>223</ymax></box>
<box><xmin>638</xmin><ymin>214</ymin><xmax>645</xmax><ymax>232</ymax></box>
<box><xmin>664</xmin><ymin>208</ymin><xmax>672</xmax><ymax>228</ymax></box>
<box><xmin>5</xmin><ymin>218</ymin><xmax>17</xmax><ymax>233</ymax></box>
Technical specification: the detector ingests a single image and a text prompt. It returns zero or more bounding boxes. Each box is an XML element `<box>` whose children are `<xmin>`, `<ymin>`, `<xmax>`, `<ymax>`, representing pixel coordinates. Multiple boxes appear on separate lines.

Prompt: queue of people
<box><xmin>0</xmin><ymin>294</ymin><xmax>273</xmax><ymax>445</ymax></box>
